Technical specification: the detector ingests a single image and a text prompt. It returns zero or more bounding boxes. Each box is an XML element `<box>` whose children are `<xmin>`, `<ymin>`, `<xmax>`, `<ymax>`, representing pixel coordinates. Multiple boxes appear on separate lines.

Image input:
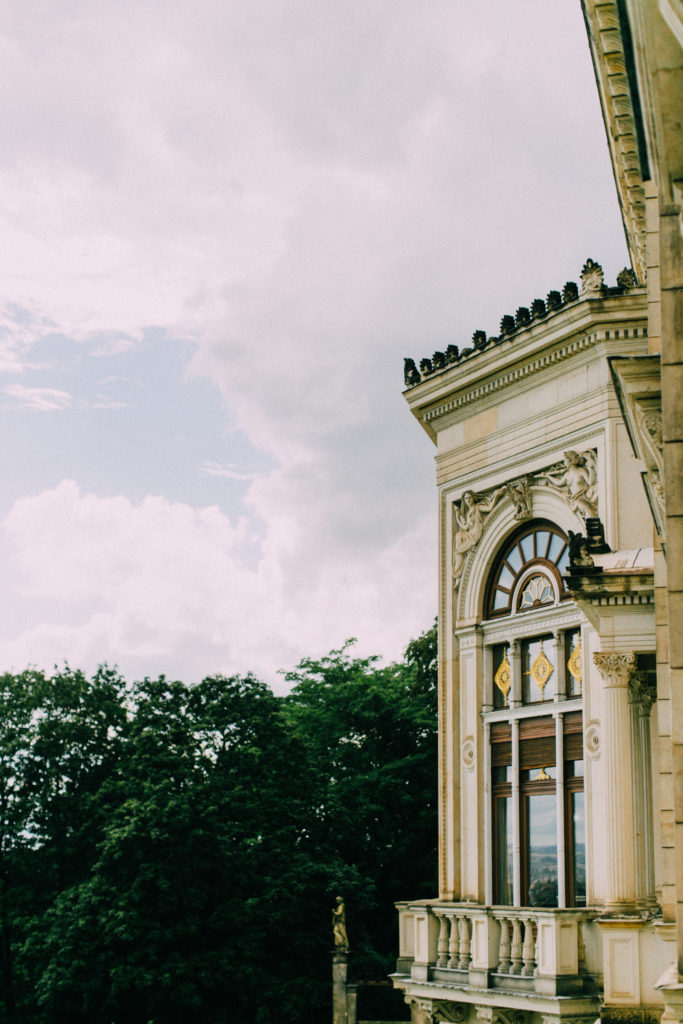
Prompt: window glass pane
<box><xmin>565</xmin><ymin>628</ymin><xmax>582</xmax><ymax>696</ymax></box>
<box><xmin>536</xmin><ymin>530</ymin><xmax>550</xmax><ymax>559</ymax></box>
<box><xmin>506</xmin><ymin>547</ymin><xmax>523</xmax><ymax>573</ymax></box>
<box><xmin>525</xmin><ymin>793</ymin><xmax>558</xmax><ymax>907</ymax></box>
<box><xmin>571</xmin><ymin>791</ymin><xmax>586</xmax><ymax>906</ymax></box>
<box><xmin>523</xmin><ymin>636</ymin><xmax>556</xmax><ymax>703</ymax></box>
<box><xmin>557</xmin><ymin>544</ymin><xmax>569</xmax><ymax>575</ymax></box>
<box><xmin>547</xmin><ymin>533</ymin><xmax>564</xmax><ymax>562</ymax></box>
<box><xmin>497</xmin><ymin>565</ymin><xmax>515</xmax><ymax>589</ymax></box>
<box><xmin>519</xmin><ymin>574</ymin><xmax>554</xmax><ymax>610</ymax></box>
<box><xmin>496</xmin><ymin>796</ymin><xmax>513</xmax><ymax>905</ymax></box>
<box><xmin>493</xmin><ymin>589</ymin><xmax>509</xmax><ymax>611</ymax></box>
<box><xmin>493</xmin><ymin>765</ymin><xmax>511</xmax><ymax>784</ymax></box>
<box><xmin>520</xmin><ymin>534</ymin><xmax>534</xmax><ymax>562</ymax></box>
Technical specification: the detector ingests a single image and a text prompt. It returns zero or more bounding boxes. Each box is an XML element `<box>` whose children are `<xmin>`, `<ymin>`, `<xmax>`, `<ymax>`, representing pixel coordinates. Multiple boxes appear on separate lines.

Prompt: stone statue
<box><xmin>505</xmin><ymin>476</ymin><xmax>532</xmax><ymax>521</ymax></box>
<box><xmin>537</xmin><ymin>449</ymin><xmax>598</xmax><ymax>520</ymax></box>
<box><xmin>332</xmin><ymin>896</ymin><xmax>349</xmax><ymax>950</ymax></box>
<box><xmin>453</xmin><ymin>487</ymin><xmax>506</xmax><ymax>586</ymax></box>
<box><xmin>567</xmin><ymin>530</ymin><xmax>594</xmax><ymax>568</ymax></box>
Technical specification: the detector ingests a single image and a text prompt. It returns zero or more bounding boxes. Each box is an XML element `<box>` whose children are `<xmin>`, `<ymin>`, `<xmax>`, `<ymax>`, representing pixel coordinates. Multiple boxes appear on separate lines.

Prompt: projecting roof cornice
<box><xmin>403</xmin><ymin>259</ymin><xmax>637</xmax><ymax>392</ymax></box>
<box><xmin>403</xmin><ymin>277</ymin><xmax>647</xmax><ymax>441</ymax></box>
<box><xmin>581</xmin><ymin>0</ymin><xmax>648</xmax><ymax>281</ymax></box>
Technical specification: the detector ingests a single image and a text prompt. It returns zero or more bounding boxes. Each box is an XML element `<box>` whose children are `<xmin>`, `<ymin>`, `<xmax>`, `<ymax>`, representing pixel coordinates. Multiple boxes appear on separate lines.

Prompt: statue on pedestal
<box><xmin>332</xmin><ymin>896</ymin><xmax>349</xmax><ymax>951</ymax></box>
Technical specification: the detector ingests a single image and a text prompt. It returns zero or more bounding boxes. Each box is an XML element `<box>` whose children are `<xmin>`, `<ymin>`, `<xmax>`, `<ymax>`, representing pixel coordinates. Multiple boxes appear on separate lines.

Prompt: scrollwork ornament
<box><xmin>462</xmin><ymin>737</ymin><xmax>475</xmax><ymax>771</ymax></box>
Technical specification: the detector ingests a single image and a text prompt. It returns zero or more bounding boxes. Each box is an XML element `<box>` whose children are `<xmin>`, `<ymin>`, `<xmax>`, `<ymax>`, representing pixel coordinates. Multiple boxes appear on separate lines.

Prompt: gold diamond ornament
<box><xmin>494</xmin><ymin>652</ymin><xmax>512</xmax><ymax>705</ymax></box>
<box><xmin>567</xmin><ymin>640</ymin><xmax>583</xmax><ymax>692</ymax></box>
<box><xmin>530</xmin><ymin>645</ymin><xmax>553</xmax><ymax>697</ymax></box>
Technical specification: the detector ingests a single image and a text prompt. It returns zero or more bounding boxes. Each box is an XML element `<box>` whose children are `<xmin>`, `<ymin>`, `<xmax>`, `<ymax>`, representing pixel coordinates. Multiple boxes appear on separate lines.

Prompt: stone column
<box><xmin>629</xmin><ymin>674</ymin><xmax>657</xmax><ymax>909</ymax></box>
<box><xmin>332</xmin><ymin>951</ymin><xmax>349</xmax><ymax>1024</ymax></box>
<box><xmin>593</xmin><ymin>652</ymin><xmax>637</xmax><ymax>910</ymax></box>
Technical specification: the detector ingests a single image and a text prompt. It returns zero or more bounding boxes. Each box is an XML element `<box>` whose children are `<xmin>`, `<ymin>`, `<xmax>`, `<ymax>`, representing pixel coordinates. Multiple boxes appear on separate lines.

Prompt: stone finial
<box><xmin>530</xmin><ymin>298</ymin><xmax>546</xmax><ymax>318</ymax></box>
<box><xmin>445</xmin><ymin>344</ymin><xmax>459</xmax><ymax>363</ymax></box>
<box><xmin>500</xmin><ymin>314</ymin><xmax>515</xmax><ymax>335</ymax></box>
<box><xmin>616</xmin><ymin>266</ymin><xmax>637</xmax><ymax>290</ymax></box>
<box><xmin>562</xmin><ymin>281</ymin><xmax>579</xmax><ymax>303</ymax></box>
<box><xmin>580</xmin><ymin>258</ymin><xmax>604</xmax><ymax>295</ymax></box>
<box><xmin>419</xmin><ymin>357</ymin><xmax>433</xmax><ymax>376</ymax></box>
<box><xmin>515</xmin><ymin>306</ymin><xmax>531</xmax><ymax>327</ymax></box>
<box><xmin>404</xmin><ymin>358</ymin><xmax>420</xmax><ymax>387</ymax></box>
<box><xmin>546</xmin><ymin>289</ymin><xmax>562</xmax><ymax>310</ymax></box>
<box><xmin>432</xmin><ymin>350</ymin><xmax>446</xmax><ymax>370</ymax></box>
<box><xmin>472</xmin><ymin>330</ymin><xmax>487</xmax><ymax>350</ymax></box>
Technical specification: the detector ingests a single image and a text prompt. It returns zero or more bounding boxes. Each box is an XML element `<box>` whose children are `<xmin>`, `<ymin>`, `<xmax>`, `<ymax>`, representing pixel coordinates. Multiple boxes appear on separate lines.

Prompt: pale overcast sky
<box><xmin>0</xmin><ymin>0</ymin><xmax>628</xmax><ymax>690</ymax></box>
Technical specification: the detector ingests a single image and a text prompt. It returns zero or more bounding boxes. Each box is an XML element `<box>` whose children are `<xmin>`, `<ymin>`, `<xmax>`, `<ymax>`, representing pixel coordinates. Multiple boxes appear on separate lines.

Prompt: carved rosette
<box><xmin>593</xmin><ymin>652</ymin><xmax>637</xmax><ymax>687</ymax></box>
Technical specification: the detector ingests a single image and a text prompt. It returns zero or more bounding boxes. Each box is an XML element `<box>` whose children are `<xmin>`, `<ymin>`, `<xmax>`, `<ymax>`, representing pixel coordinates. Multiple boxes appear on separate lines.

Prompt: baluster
<box><xmin>458</xmin><ymin>916</ymin><xmax>471</xmax><ymax>969</ymax></box>
<box><xmin>497</xmin><ymin>918</ymin><xmax>511</xmax><ymax>973</ymax></box>
<box><xmin>447</xmin><ymin>915</ymin><xmax>459</xmax><ymax>968</ymax></box>
<box><xmin>510</xmin><ymin>917</ymin><xmax>523</xmax><ymax>974</ymax></box>
<box><xmin>436</xmin><ymin>914</ymin><xmax>449</xmax><ymax>967</ymax></box>
<box><xmin>521</xmin><ymin>918</ymin><xmax>535</xmax><ymax>976</ymax></box>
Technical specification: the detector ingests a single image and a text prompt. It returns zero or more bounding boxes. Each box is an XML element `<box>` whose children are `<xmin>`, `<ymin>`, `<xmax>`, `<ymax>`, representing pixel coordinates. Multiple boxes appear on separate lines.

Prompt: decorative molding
<box><xmin>585</xmin><ymin>722</ymin><xmax>601</xmax><ymax>758</ymax></box>
<box><xmin>593</xmin><ymin>651</ymin><xmax>637</xmax><ymax>687</ymax></box>
<box><xmin>609</xmin><ymin>355</ymin><xmax>664</xmax><ymax>538</ymax></box>
<box><xmin>462</xmin><ymin>737</ymin><xmax>475</xmax><ymax>771</ymax></box>
<box><xmin>482</xmin><ymin>608</ymin><xmax>581</xmax><ymax>646</ymax></box>
<box><xmin>582</xmin><ymin>2</ymin><xmax>647</xmax><ymax>281</ymax></box>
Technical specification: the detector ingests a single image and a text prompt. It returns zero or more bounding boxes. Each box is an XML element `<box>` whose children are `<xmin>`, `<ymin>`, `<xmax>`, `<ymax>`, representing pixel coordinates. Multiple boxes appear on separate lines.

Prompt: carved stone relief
<box><xmin>453</xmin><ymin>486</ymin><xmax>507</xmax><ymax>589</ymax></box>
<box><xmin>534</xmin><ymin>449</ymin><xmax>598</xmax><ymax>520</ymax></box>
<box><xmin>462</xmin><ymin>737</ymin><xmax>475</xmax><ymax>770</ymax></box>
<box><xmin>593</xmin><ymin>651</ymin><xmax>637</xmax><ymax>686</ymax></box>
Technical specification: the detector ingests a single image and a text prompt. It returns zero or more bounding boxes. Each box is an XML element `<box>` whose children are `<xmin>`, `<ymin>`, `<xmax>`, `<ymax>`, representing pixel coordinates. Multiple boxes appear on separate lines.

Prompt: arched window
<box><xmin>486</xmin><ymin>521</ymin><xmax>570</xmax><ymax>618</ymax></box>
<box><xmin>482</xmin><ymin>520</ymin><xmax>584</xmax><ymax>910</ymax></box>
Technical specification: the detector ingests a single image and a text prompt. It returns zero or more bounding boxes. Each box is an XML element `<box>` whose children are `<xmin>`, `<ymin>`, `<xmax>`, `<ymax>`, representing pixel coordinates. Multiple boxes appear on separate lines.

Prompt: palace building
<box><xmin>391</xmin><ymin>4</ymin><xmax>682</xmax><ymax>1023</ymax></box>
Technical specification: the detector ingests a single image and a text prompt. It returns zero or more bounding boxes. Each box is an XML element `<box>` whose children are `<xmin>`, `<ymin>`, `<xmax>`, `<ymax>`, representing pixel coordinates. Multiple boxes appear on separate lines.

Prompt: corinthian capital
<box><xmin>593</xmin><ymin>651</ymin><xmax>637</xmax><ymax>687</ymax></box>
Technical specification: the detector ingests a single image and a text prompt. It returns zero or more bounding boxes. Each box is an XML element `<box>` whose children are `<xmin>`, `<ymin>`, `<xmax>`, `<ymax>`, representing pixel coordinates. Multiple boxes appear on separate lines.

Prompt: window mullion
<box><xmin>512</xmin><ymin>717</ymin><xmax>521</xmax><ymax>906</ymax></box>
<box><xmin>484</xmin><ymin>719</ymin><xmax>493</xmax><ymax>905</ymax></box>
<box><xmin>555</xmin><ymin>711</ymin><xmax>566</xmax><ymax>907</ymax></box>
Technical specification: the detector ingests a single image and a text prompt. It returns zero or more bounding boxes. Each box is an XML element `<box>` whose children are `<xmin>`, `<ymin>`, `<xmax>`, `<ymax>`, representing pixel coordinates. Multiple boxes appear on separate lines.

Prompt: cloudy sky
<box><xmin>0</xmin><ymin>0</ymin><xmax>628</xmax><ymax>690</ymax></box>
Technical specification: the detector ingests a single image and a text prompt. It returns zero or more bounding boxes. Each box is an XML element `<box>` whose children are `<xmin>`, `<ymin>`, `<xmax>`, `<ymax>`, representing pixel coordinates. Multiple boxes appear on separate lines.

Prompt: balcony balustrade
<box><xmin>395</xmin><ymin>902</ymin><xmax>595</xmax><ymax>996</ymax></box>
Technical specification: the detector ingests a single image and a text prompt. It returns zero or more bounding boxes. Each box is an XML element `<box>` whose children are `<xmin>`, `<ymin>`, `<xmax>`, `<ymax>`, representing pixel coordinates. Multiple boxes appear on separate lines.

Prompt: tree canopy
<box><xmin>0</xmin><ymin>624</ymin><xmax>437</xmax><ymax>1024</ymax></box>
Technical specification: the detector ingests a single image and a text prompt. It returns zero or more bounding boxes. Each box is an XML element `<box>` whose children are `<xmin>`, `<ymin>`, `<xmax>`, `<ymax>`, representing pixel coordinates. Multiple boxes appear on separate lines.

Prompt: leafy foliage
<box><xmin>0</xmin><ymin>625</ymin><xmax>437</xmax><ymax>1023</ymax></box>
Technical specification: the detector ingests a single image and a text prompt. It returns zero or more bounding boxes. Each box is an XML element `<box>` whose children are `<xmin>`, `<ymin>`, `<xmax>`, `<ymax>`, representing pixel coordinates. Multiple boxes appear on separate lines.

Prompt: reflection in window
<box><xmin>496</xmin><ymin>795</ymin><xmax>513</xmax><ymax>905</ymax></box>
<box><xmin>522</xmin><ymin>636</ymin><xmax>556</xmax><ymax>703</ymax></box>
<box><xmin>570</xmin><ymin>791</ymin><xmax>586</xmax><ymax>907</ymax></box>
<box><xmin>525</xmin><ymin>792</ymin><xmax>558</xmax><ymax>907</ymax></box>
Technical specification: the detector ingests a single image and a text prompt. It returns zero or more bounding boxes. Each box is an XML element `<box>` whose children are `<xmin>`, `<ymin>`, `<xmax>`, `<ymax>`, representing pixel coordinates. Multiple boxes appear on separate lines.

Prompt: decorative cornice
<box><xmin>403</xmin><ymin>260</ymin><xmax>641</xmax><ymax>390</ymax></box>
<box><xmin>422</xmin><ymin>325</ymin><xmax>646</xmax><ymax>424</ymax></box>
<box><xmin>582</xmin><ymin>3</ymin><xmax>648</xmax><ymax>280</ymax></box>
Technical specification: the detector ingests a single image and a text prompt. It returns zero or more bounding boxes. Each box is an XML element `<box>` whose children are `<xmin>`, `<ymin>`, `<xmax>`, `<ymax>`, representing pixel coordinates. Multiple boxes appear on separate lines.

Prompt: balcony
<box><xmin>395</xmin><ymin>901</ymin><xmax>597</xmax><ymax>998</ymax></box>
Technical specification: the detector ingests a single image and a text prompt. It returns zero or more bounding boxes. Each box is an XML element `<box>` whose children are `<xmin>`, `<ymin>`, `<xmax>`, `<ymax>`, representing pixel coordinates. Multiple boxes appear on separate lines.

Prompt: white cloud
<box><xmin>4</xmin><ymin>383</ymin><xmax>71</xmax><ymax>410</ymax></box>
<box><xmin>0</xmin><ymin>1</ymin><xmax>630</xmax><ymax>683</ymax></box>
<box><xmin>0</xmin><ymin>480</ymin><xmax>433</xmax><ymax>688</ymax></box>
